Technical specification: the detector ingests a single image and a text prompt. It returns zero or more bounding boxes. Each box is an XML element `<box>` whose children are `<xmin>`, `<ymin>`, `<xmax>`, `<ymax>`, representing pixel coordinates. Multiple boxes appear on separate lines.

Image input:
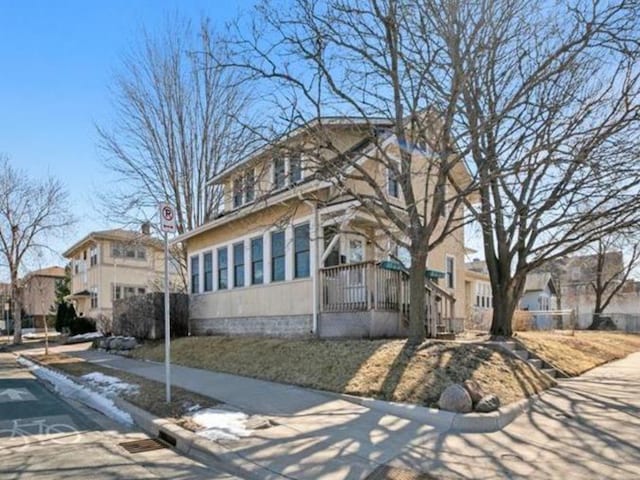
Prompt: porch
<box><xmin>319</xmin><ymin>261</ymin><xmax>460</xmax><ymax>338</ymax></box>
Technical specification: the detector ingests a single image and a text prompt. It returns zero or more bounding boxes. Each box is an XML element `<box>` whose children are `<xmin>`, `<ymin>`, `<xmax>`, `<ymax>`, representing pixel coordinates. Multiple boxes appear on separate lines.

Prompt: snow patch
<box><xmin>17</xmin><ymin>357</ymin><xmax>133</xmax><ymax>426</ymax></box>
<box><xmin>190</xmin><ymin>408</ymin><xmax>252</xmax><ymax>441</ymax></box>
<box><xmin>80</xmin><ymin>372</ymin><xmax>139</xmax><ymax>397</ymax></box>
<box><xmin>68</xmin><ymin>332</ymin><xmax>103</xmax><ymax>342</ymax></box>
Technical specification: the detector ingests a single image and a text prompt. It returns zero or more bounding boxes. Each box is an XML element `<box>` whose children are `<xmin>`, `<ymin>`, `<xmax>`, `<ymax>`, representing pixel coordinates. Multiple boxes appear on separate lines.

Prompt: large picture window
<box><xmin>271</xmin><ymin>230</ymin><xmax>285</xmax><ymax>282</ymax></box>
<box><xmin>203</xmin><ymin>252</ymin><xmax>213</xmax><ymax>292</ymax></box>
<box><xmin>251</xmin><ymin>237</ymin><xmax>264</xmax><ymax>285</ymax></box>
<box><xmin>190</xmin><ymin>255</ymin><xmax>200</xmax><ymax>294</ymax></box>
<box><xmin>217</xmin><ymin>247</ymin><xmax>228</xmax><ymax>290</ymax></box>
<box><xmin>233</xmin><ymin>242</ymin><xmax>245</xmax><ymax>288</ymax></box>
<box><xmin>294</xmin><ymin>224</ymin><xmax>310</xmax><ymax>278</ymax></box>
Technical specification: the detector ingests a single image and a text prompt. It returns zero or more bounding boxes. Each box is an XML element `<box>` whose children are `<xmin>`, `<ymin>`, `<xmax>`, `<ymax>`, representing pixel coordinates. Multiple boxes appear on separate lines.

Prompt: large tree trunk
<box><xmin>11</xmin><ymin>271</ymin><xmax>21</xmax><ymax>344</ymax></box>
<box><xmin>489</xmin><ymin>282</ymin><xmax>519</xmax><ymax>338</ymax></box>
<box><xmin>407</xmin><ymin>250</ymin><xmax>428</xmax><ymax>345</ymax></box>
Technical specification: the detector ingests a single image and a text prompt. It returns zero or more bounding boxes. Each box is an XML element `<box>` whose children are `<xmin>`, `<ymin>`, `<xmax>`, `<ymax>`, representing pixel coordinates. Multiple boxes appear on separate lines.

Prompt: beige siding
<box><xmin>191</xmin><ymin>278</ymin><xmax>313</xmax><ymax>319</ymax></box>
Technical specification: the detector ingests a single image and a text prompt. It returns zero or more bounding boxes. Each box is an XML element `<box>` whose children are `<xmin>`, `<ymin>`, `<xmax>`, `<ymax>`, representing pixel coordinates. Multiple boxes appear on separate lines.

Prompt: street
<box><xmin>0</xmin><ymin>353</ymin><xmax>238</xmax><ymax>480</ymax></box>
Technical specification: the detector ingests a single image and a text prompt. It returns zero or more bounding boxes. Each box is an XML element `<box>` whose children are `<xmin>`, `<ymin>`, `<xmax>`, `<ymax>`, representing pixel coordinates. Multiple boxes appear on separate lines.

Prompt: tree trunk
<box><xmin>407</xmin><ymin>250</ymin><xmax>428</xmax><ymax>345</ymax></box>
<box><xmin>489</xmin><ymin>282</ymin><xmax>518</xmax><ymax>338</ymax></box>
<box><xmin>11</xmin><ymin>272</ymin><xmax>21</xmax><ymax>344</ymax></box>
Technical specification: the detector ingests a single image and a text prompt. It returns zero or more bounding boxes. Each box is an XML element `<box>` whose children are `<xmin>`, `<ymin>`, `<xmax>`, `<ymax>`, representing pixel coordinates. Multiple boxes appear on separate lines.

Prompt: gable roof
<box><xmin>62</xmin><ymin>228</ymin><xmax>163</xmax><ymax>258</ymax></box>
<box><xmin>524</xmin><ymin>272</ymin><xmax>557</xmax><ymax>295</ymax></box>
<box><xmin>24</xmin><ymin>266</ymin><xmax>65</xmax><ymax>279</ymax></box>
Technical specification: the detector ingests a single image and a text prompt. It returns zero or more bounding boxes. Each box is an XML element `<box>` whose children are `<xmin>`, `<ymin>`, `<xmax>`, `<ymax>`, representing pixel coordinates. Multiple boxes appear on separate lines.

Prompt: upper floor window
<box><xmin>233</xmin><ymin>177</ymin><xmax>243</xmax><ymax>208</ymax></box>
<box><xmin>112</xmin><ymin>243</ymin><xmax>146</xmax><ymax>260</ymax></box>
<box><xmin>245</xmin><ymin>169</ymin><xmax>255</xmax><ymax>203</ymax></box>
<box><xmin>274</xmin><ymin>157</ymin><xmax>286</xmax><ymax>190</ymax></box>
<box><xmin>388</xmin><ymin>167</ymin><xmax>399</xmax><ymax>198</ymax></box>
<box><xmin>446</xmin><ymin>255</ymin><xmax>455</xmax><ymax>289</ymax></box>
<box><xmin>89</xmin><ymin>246</ymin><xmax>98</xmax><ymax>267</ymax></box>
<box><xmin>290</xmin><ymin>153</ymin><xmax>303</xmax><ymax>184</ymax></box>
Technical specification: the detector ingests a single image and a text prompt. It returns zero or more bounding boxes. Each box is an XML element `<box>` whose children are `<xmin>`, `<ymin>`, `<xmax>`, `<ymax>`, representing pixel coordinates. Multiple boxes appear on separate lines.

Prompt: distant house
<box><xmin>520</xmin><ymin>273</ymin><xmax>558</xmax><ymax>328</ymax></box>
<box><xmin>176</xmin><ymin>117</ymin><xmax>473</xmax><ymax>339</ymax></box>
<box><xmin>62</xmin><ymin>227</ymin><xmax>184</xmax><ymax>320</ymax></box>
<box><xmin>21</xmin><ymin>266</ymin><xmax>65</xmax><ymax>330</ymax></box>
<box><xmin>464</xmin><ymin>260</ymin><xmax>493</xmax><ymax>330</ymax></box>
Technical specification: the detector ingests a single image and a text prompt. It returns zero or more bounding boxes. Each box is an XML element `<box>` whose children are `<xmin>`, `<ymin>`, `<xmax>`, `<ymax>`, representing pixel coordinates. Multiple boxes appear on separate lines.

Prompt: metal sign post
<box><xmin>159</xmin><ymin>203</ymin><xmax>176</xmax><ymax>403</ymax></box>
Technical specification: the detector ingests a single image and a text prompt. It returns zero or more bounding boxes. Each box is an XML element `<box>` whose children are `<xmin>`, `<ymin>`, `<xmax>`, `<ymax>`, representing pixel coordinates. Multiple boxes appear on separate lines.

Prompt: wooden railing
<box><xmin>320</xmin><ymin>261</ymin><xmax>405</xmax><ymax>312</ymax></box>
<box><xmin>320</xmin><ymin>261</ymin><xmax>459</xmax><ymax>335</ymax></box>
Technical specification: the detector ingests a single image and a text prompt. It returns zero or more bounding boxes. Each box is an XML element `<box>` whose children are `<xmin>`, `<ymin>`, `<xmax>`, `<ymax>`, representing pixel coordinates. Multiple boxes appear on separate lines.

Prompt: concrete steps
<box><xmin>528</xmin><ymin>358</ymin><xmax>543</xmax><ymax>369</ymax></box>
<box><xmin>542</xmin><ymin>368</ymin><xmax>557</xmax><ymax>378</ymax></box>
<box><xmin>513</xmin><ymin>349</ymin><xmax>529</xmax><ymax>360</ymax></box>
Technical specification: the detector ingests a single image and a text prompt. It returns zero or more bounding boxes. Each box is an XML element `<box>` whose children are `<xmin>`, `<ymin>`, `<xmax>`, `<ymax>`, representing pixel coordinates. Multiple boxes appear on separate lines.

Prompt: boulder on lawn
<box><xmin>463</xmin><ymin>379</ymin><xmax>485</xmax><ymax>405</ymax></box>
<box><xmin>109</xmin><ymin>337</ymin><xmax>124</xmax><ymax>351</ymax></box>
<box><xmin>120</xmin><ymin>337</ymin><xmax>138</xmax><ymax>350</ymax></box>
<box><xmin>438</xmin><ymin>384</ymin><xmax>473</xmax><ymax>413</ymax></box>
<box><xmin>475</xmin><ymin>394</ymin><xmax>501</xmax><ymax>413</ymax></box>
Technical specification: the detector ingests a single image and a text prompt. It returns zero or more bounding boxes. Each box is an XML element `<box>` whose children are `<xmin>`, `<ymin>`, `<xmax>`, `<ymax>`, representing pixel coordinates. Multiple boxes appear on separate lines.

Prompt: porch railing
<box><xmin>320</xmin><ymin>261</ymin><xmax>405</xmax><ymax>312</ymax></box>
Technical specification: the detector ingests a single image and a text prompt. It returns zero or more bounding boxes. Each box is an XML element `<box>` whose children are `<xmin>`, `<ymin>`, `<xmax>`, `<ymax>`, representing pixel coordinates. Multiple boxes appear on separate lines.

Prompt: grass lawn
<box><xmin>27</xmin><ymin>353</ymin><xmax>218</xmax><ymax>423</ymax></box>
<box><xmin>516</xmin><ymin>331</ymin><xmax>640</xmax><ymax>376</ymax></box>
<box><xmin>131</xmin><ymin>337</ymin><xmax>556</xmax><ymax>408</ymax></box>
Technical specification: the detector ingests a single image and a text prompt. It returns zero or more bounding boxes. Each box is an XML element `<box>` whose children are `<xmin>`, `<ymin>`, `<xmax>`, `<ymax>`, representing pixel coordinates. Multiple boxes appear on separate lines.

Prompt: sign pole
<box><xmin>159</xmin><ymin>202</ymin><xmax>176</xmax><ymax>404</ymax></box>
<box><xmin>164</xmin><ymin>229</ymin><xmax>171</xmax><ymax>403</ymax></box>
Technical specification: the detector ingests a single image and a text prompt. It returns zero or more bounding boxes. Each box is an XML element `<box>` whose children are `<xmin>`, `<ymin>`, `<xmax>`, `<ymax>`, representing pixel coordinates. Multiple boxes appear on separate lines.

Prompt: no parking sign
<box><xmin>159</xmin><ymin>203</ymin><xmax>176</xmax><ymax>233</ymax></box>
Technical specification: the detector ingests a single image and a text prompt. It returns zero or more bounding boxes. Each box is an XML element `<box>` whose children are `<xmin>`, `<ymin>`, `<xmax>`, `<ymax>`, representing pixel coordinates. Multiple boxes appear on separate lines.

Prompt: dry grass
<box><xmin>131</xmin><ymin>337</ymin><xmax>555</xmax><ymax>408</ymax></box>
<box><xmin>516</xmin><ymin>331</ymin><xmax>640</xmax><ymax>376</ymax></box>
<box><xmin>28</xmin><ymin>353</ymin><xmax>218</xmax><ymax>421</ymax></box>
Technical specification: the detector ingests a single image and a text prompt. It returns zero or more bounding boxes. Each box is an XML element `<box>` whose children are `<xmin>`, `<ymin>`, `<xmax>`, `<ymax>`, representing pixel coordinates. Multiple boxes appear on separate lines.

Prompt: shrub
<box><xmin>68</xmin><ymin>316</ymin><xmax>96</xmax><ymax>336</ymax></box>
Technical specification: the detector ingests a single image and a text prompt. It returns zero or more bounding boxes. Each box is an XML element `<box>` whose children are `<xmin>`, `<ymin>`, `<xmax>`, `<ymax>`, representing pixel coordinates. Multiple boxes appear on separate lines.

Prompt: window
<box><xmin>89</xmin><ymin>246</ymin><xmax>98</xmax><ymax>267</ymax></box>
<box><xmin>74</xmin><ymin>259</ymin><xmax>80</xmax><ymax>274</ymax></box>
<box><xmin>290</xmin><ymin>153</ymin><xmax>302</xmax><ymax>184</ymax></box>
<box><xmin>137</xmin><ymin>287</ymin><xmax>146</xmax><ymax>295</ymax></box>
<box><xmin>233</xmin><ymin>177</ymin><xmax>243</xmax><ymax>208</ymax></box>
<box><xmin>251</xmin><ymin>237</ymin><xmax>264</xmax><ymax>285</ymax></box>
<box><xmin>136</xmin><ymin>247</ymin><xmax>146</xmax><ymax>260</ymax></box>
<box><xmin>274</xmin><ymin>157</ymin><xmax>285</xmax><ymax>189</ymax></box>
<box><xmin>203</xmin><ymin>251</ymin><xmax>213</xmax><ymax>292</ymax></box>
<box><xmin>294</xmin><ymin>224</ymin><xmax>310</xmax><ymax>278</ymax></box>
<box><xmin>218</xmin><ymin>247</ymin><xmax>228</xmax><ymax>290</ymax></box>
<box><xmin>323</xmin><ymin>226</ymin><xmax>340</xmax><ymax>267</ymax></box>
<box><xmin>233</xmin><ymin>242</ymin><xmax>245</xmax><ymax>288</ymax></box>
<box><xmin>90</xmin><ymin>287</ymin><xmax>98</xmax><ymax>309</ymax></box>
<box><xmin>446</xmin><ymin>256</ymin><xmax>455</xmax><ymax>289</ymax></box>
<box><xmin>190</xmin><ymin>256</ymin><xmax>200</xmax><ymax>294</ymax></box>
<box><xmin>245</xmin><ymin>170</ymin><xmax>255</xmax><ymax>203</ymax></box>
<box><xmin>388</xmin><ymin>166</ymin><xmax>399</xmax><ymax>198</ymax></box>
<box><xmin>271</xmin><ymin>230</ymin><xmax>285</xmax><ymax>282</ymax></box>
<box><xmin>112</xmin><ymin>243</ymin><xmax>145</xmax><ymax>260</ymax></box>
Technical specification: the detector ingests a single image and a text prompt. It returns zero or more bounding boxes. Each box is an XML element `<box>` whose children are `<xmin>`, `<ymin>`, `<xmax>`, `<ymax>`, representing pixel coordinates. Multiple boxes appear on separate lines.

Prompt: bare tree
<box><xmin>432</xmin><ymin>0</ymin><xmax>640</xmax><ymax>336</ymax></box>
<box><xmin>97</xmin><ymin>17</ymin><xmax>257</xmax><ymax>282</ymax></box>
<box><xmin>221</xmin><ymin>0</ymin><xmax>477</xmax><ymax>344</ymax></box>
<box><xmin>0</xmin><ymin>156</ymin><xmax>74</xmax><ymax>344</ymax></box>
<box><xmin>582</xmin><ymin>235</ymin><xmax>640</xmax><ymax>328</ymax></box>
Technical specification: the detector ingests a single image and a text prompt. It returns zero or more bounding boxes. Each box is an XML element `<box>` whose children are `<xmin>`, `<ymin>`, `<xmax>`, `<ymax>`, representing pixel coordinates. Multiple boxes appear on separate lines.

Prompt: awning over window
<box><xmin>377</xmin><ymin>260</ymin><xmax>445</xmax><ymax>280</ymax></box>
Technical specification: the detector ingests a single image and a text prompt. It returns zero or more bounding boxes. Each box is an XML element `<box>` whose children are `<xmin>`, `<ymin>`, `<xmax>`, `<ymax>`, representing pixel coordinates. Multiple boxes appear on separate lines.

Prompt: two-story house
<box><xmin>63</xmin><ymin>227</ymin><xmax>183</xmax><ymax>320</ymax></box>
<box><xmin>21</xmin><ymin>266</ymin><xmax>65</xmax><ymax>330</ymax></box>
<box><xmin>176</xmin><ymin>117</ymin><xmax>472</xmax><ymax>339</ymax></box>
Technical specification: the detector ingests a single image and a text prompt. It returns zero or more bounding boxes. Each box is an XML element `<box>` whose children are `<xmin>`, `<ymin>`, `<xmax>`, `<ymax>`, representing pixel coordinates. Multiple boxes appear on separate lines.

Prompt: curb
<box><xmin>323</xmin><ymin>391</ymin><xmax>540</xmax><ymax>433</ymax></box>
<box><xmin>16</xmin><ymin>353</ymin><xmax>281</xmax><ymax>480</ymax></box>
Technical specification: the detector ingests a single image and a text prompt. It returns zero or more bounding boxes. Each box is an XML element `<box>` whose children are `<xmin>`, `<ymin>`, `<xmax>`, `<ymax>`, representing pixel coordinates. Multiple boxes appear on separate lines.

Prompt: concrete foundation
<box><xmin>192</xmin><ymin>315</ymin><xmax>313</xmax><ymax>338</ymax></box>
<box><xmin>318</xmin><ymin>311</ymin><xmax>405</xmax><ymax>338</ymax></box>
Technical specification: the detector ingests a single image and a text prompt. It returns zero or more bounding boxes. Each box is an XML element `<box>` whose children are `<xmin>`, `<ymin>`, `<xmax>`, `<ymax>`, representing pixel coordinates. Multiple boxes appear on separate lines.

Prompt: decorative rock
<box><xmin>475</xmin><ymin>394</ymin><xmax>501</xmax><ymax>413</ymax></box>
<box><xmin>109</xmin><ymin>337</ymin><xmax>124</xmax><ymax>350</ymax></box>
<box><xmin>438</xmin><ymin>384</ymin><xmax>473</xmax><ymax>413</ymax></box>
<box><xmin>463</xmin><ymin>379</ymin><xmax>485</xmax><ymax>405</ymax></box>
<box><xmin>119</xmin><ymin>337</ymin><xmax>138</xmax><ymax>350</ymax></box>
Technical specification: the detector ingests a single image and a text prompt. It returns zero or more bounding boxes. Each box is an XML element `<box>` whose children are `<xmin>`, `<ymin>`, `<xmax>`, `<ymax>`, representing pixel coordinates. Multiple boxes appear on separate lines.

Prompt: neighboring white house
<box><xmin>520</xmin><ymin>273</ymin><xmax>558</xmax><ymax>328</ymax></box>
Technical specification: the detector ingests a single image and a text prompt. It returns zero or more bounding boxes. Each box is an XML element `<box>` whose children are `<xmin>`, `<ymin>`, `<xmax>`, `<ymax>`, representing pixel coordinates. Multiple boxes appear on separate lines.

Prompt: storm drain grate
<box><xmin>366</xmin><ymin>465</ymin><xmax>438</xmax><ymax>480</ymax></box>
<box><xmin>119</xmin><ymin>438</ymin><xmax>169</xmax><ymax>454</ymax></box>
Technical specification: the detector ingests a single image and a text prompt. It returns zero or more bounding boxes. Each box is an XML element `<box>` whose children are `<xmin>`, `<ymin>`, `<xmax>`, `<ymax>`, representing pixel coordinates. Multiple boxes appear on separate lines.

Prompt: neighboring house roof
<box><xmin>524</xmin><ymin>273</ymin><xmax>557</xmax><ymax>295</ymax></box>
<box><xmin>23</xmin><ymin>266</ymin><xmax>65</xmax><ymax>280</ymax></box>
<box><xmin>62</xmin><ymin>228</ymin><xmax>163</xmax><ymax>258</ymax></box>
<box><xmin>464</xmin><ymin>268</ymin><xmax>490</xmax><ymax>282</ymax></box>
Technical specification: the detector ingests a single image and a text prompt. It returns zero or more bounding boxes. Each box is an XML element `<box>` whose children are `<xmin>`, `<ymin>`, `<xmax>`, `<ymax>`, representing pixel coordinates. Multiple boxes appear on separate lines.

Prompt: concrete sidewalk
<box><xmin>62</xmin><ymin>347</ymin><xmax>640</xmax><ymax>479</ymax></box>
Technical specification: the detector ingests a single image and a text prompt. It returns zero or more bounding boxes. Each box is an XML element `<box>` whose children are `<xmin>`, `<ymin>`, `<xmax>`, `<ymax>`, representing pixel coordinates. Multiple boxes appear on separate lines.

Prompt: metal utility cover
<box><xmin>119</xmin><ymin>438</ymin><xmax>168</xmax><ymax>454</ymax></box>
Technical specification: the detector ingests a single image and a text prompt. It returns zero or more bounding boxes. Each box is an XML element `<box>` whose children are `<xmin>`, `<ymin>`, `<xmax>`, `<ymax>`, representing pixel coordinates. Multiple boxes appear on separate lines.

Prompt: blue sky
<box><xmin>0</xmin><ymin>0</ymin><xmax>254</xmax><ymax>276</ymax></box>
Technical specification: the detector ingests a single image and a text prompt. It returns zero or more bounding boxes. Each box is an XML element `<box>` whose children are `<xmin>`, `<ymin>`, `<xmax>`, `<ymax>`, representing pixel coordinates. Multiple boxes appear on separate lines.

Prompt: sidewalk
<box><xmin>66</xmin><ymin>347</ymin><xmax>640</xmax><ymax>480</ymax></box>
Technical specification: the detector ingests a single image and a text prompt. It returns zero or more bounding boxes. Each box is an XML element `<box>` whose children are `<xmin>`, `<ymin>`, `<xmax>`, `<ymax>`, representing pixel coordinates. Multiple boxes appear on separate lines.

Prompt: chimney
<box><xmin>141</xmin><ymin>222</ymin><xmax>151</xmax><ymax>235</ymax></box>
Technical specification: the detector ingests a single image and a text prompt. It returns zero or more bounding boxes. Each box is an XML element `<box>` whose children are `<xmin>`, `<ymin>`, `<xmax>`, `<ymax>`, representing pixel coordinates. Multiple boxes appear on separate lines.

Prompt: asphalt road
<box><xmin>0</xmin><ymin>353</ymin><xmax>240</xmax><ymax>480</ymax></box>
